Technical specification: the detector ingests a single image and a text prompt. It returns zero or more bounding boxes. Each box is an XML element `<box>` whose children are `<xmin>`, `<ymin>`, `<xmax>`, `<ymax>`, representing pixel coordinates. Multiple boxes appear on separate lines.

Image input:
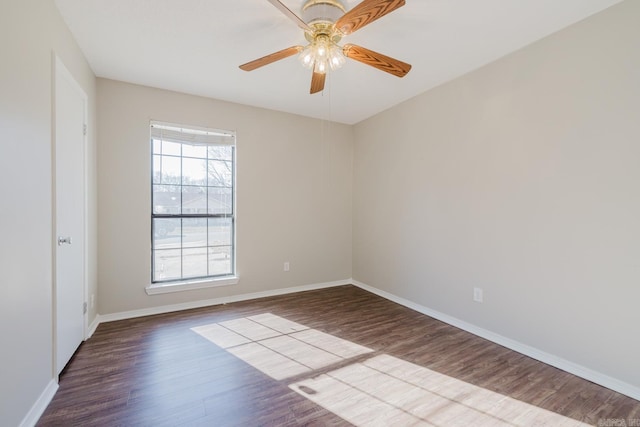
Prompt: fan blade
<box><xmin>266</xmin><ymin>0</ymin><xmax>312</xmax><ymax>32</ymax></box>
<box><xmin>343</xmin><ymin>44</ymin><xmax>411</xmax><ymax>77</ymax></box>
<box><xmin>310</xmin><ymin>72</ymin><xmax>326</xmax><ymax>94</ymax></box>
<box><xmin>335</xmin><ymin>0</ymin><xmax>405</xmax><ymax>36</ymax></box>
<box><xmin>239</xmin><ymin>46</ymin><xmax>303</xmax><ymax>71</ymax></box>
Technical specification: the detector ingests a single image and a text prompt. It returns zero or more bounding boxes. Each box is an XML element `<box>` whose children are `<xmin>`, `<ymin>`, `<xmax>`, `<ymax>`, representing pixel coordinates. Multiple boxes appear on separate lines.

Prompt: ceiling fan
<box><xmin>239</xmin><ymin>0</ymin><xmax>412</xmax><ymax>94</ymax></box>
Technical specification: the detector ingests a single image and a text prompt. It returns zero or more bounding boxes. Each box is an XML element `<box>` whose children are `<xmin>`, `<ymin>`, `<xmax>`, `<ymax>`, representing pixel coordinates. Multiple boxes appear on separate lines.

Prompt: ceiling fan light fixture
<box><xmin>314</xmin><ymin>58</ymin><xmax>327</xmax><ymax>74</ymax></box>
<box><xmin>315</xmin><ymin>36</ymin><xmax>329</xmax><ymax>59</ymax></box>
<box><xmin>299</xmin><ymin>34</ymin><xmax>345</xmax><ymax>74</ymax></box>
<box><xmin>300</xmin><ymin>45</ymin><xmax>315</xmax><ymax>68</ymax></box>
<box><xmin>328</xmin><ymin>44</ymin><xmax>346</xmax><ymax>70</ymax></box>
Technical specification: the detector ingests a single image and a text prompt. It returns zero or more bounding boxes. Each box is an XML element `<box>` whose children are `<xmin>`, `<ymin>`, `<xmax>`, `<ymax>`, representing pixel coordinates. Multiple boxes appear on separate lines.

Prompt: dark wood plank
<box><xmin>38</xmin><ymin>285</ymin><xmax>640</xmax><ymax>426</ymax></box>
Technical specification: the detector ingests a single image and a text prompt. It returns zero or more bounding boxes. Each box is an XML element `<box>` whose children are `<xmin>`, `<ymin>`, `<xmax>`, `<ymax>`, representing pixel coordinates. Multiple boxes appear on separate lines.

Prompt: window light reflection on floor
<box><xmin>191</xmin><ymin>313</ymin><xmax>588</xmax><ymax>426</ymax></box>
<box><xmin>191</xmin><ymin>313</ymin><xmax>373</xmax><ymax>380</ymax></box>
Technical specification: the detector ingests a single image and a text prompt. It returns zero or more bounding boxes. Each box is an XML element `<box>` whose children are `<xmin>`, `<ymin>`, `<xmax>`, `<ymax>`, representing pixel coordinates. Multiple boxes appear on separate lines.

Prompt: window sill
<box><xmin>145</xmin><ymin>276</ymin><xmax>238</xmax><ymax>295</ymax></box>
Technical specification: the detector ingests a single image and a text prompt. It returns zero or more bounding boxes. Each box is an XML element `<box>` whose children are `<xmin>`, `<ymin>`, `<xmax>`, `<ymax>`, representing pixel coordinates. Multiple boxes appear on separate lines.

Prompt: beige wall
<box><xmin>0</xmin><ymin>1</ymin><xmax>97</xmax><ymax>426</ymax></box>
<box><xmin>97</xmin><ymin>79</ymin><xmax>353</xmax><ymax>314</ymax></box>
<box><xmin>353</xmin><ymin>0</ymin><xmax>640</xmax><ymax>389</ymax></box>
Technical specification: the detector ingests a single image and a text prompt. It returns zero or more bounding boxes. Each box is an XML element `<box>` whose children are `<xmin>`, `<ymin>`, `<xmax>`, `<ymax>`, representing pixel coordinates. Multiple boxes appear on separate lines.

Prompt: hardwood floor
<box><xmin>38</xmin><ymin>285</ymin><xmax>639</xmax><ymax>426</ymax></box>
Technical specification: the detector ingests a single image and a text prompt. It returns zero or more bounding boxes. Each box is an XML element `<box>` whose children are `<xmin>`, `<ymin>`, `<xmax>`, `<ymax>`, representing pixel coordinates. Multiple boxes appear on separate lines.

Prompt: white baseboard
<box><xmin>97</xmin><ymin>279</ymin><xmax>350</xmax><ymax>324</ymax></box>
<box><xmin>19</xmin><ymin>379</ymin><xmax>58</xmax><ymax>427</ymax></box>
<box><xmin>351</xmin><ymin>279</ymin><xmax>640</xmax><ymax>402</ymax></box>
<box><xmin>86</xmin><ymin>315</ymin><xmax>100</xmax><ymax>339</ymax></box>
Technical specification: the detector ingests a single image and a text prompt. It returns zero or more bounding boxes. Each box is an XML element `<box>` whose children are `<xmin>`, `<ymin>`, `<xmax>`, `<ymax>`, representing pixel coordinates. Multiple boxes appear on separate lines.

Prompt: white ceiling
<box><xmin>54</xmin><ymin>0</ymin><xmax>622</xmax><ymax>124</ymax></box>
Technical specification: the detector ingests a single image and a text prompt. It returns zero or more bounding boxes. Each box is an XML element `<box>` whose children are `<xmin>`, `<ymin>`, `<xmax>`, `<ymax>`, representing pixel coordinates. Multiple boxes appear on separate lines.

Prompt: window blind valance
<box><xmin>150</xmin><ymin>120</ymin><xmax>235</xmax><ymax>146</ymax></box>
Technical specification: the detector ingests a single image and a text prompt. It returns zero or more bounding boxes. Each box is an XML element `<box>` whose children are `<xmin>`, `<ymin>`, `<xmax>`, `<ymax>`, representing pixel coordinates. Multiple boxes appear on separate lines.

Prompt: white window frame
<box><xmin>146</xmin><ymin>121</ymin><xmax>238</xmax><ymax>295</ymax></box>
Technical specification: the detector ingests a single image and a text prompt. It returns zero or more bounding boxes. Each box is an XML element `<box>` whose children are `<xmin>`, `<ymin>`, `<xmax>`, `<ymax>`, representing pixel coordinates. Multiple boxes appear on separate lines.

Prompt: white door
<box><xmin>55</xmin><ymin>57</ymin><xmax>87</xmax><ymax>375</ymax></box>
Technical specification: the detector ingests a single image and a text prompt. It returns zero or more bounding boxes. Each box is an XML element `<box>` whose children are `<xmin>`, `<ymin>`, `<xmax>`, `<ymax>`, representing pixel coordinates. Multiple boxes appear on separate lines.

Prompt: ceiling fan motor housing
<box><xmin>302</xmin><ymin>0</ymin><xmax>346</xmax><ymax>26</ymax></box>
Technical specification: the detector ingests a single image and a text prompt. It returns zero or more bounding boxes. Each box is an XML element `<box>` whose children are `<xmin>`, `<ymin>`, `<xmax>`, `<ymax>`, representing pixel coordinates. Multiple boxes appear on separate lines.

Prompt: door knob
<box><xmin>58</xmin><ymin>236</ymin><xmax>73</xmax><ymax>245</ymax></box>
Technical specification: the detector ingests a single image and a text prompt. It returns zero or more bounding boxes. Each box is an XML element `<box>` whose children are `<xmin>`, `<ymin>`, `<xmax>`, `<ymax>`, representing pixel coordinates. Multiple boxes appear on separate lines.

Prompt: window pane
<box><xmin>182</xmin><ymin>218</ymin><xmax>207</xmax><ymax>248</ymax></box>
<box><xmin>209</xmin><ymin>246</ymin><xmax>232</xmax><ymax>276</ymax></box>
<box><xmin>208</xmin><ymin>218</ymin><xmax>232</xmax><ymax>246</ymax></box>
<box><xmin>153</xmin><ymin>185</ymin><xmax>181</xmax><ymax>214</ymax></box>
<box><xmin>153</xmin><ymin>218</ymin><xmax>181</xmax><ymax>248</ymax></box>
<box><xmin>182</xmin><ymin>143</ymin><xmax>207</xmax><ymax>159</ymax></box>
<box><xmin>154</xmin><ymin>155</ymin><xmax>181</xmax><ymax>185</ymax></box>
<box><xmin>208</xmin><ymin>145</ymin><xmax>232</xmax><ymax>161</ymax></box>
<box><xmin>208</xmin><ymin>160</ymin><xmax>232</xmax><ymax>187</ymax></box>
<box><xmin>153</xmin><ymin>155</ymin><xmax>161</xmax><ymax>183</ymax></box>
<box><xmin>162</xmin><ymin>141</ymin><xmax>181</xmax><ymax>156</ymax></box>
<box><xmin>182</xmin><ymin>186</ymin><xmax>207</xmax><ymax>214</ymax></box>
<box><xmin>183</xmin><ymin>248</ymin><xmax>208</xmax><ymax>278</ymax></box>
<box><xmin>208</xmin><ymin>187</ymin><xmax>232</xmax><ymax>215</ymax></box>
<box><xmin>182</xmin><ymin>157</ymin><xmax>207</xmax><ymax>186</ymax></box>
<box><xmin>154</xmin><ymin>249</ymin><xmax>182</xmax><ymax>281</ymax></box>
<box><xmin>152</xmin><ymin>139</ymin><xmax>162</xmax><ymax>155</ymax></box>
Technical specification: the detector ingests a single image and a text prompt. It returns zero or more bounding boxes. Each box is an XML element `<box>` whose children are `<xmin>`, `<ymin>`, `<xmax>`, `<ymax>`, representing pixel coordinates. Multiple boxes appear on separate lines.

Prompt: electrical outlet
<box><xmin>473</xmin><ymin>287</ymin><xmax>483</xmax><ymax>303</ymax></box>
<box><xmin>284</xmin><ymin>262</ymin><xmax>290</xmax><ymax>272</ymax></box>
<box><xmin>91</xmin><ymin>294</ymin><xmax>95</xmax><ymax>309</ymax></box>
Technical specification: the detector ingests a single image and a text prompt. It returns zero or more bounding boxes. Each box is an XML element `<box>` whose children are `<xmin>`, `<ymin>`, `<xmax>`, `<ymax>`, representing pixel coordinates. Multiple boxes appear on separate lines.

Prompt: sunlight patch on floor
<box><xmin>192</xmin><ymin>313</ymin><xmax>588</xmax><ymax>426</ymax></box>
<box><xmin>191</xmin><ymin>313</ymin><xmax>373</xmax><ymax>380</ymax></box>
<box><xmin>291</xmin><ymin>354</ymin><xmax>589</xmax><ymax>426</ymax></box>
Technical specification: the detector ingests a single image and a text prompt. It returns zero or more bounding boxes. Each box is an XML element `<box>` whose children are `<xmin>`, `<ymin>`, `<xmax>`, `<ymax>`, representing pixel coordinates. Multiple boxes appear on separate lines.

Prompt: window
<box><xmin>150</xmin><ymin>121</ymin><xmax>235</xmax><ymax>284</ymax></box>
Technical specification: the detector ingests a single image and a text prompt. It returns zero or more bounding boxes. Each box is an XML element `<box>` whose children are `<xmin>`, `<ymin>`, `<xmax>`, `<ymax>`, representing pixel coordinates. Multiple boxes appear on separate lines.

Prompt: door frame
<box><xmin>52</xmin><ymin>54</ymin><xmax>89</xmax><ymax>377</ymax></box>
